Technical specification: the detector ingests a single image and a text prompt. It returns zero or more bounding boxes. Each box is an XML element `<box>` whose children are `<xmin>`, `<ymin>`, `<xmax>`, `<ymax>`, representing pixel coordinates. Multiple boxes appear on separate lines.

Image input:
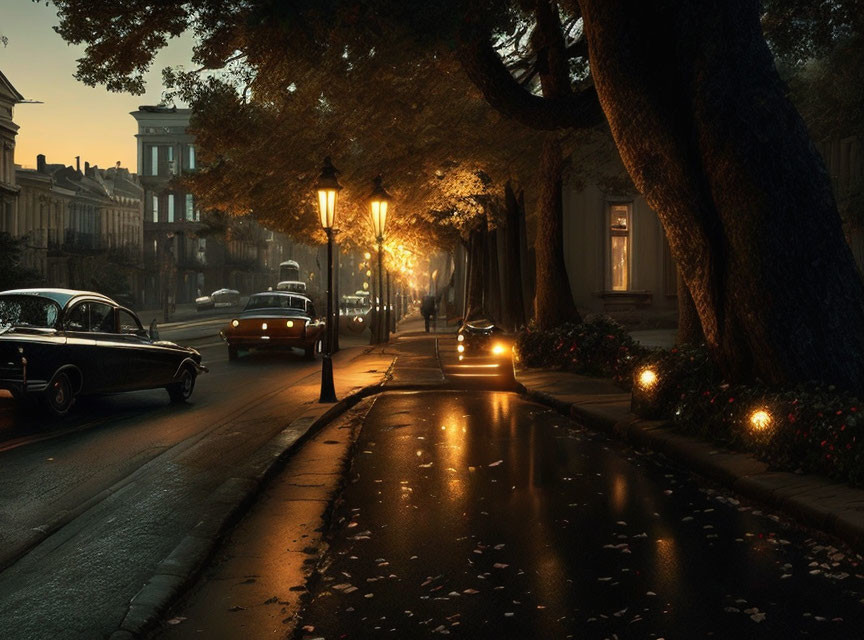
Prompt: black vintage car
<box><xmin>0</xmin><ymin>289</ymin><xmax>208</xmax><ymax>416</ymax></box>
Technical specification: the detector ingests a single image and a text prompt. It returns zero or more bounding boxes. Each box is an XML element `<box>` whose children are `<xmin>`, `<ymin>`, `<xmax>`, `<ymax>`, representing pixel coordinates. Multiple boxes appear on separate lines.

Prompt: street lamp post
<box><xmin>369</xmin><ymin>175</ymin><xmax>392</xmax><ymax>344</ymax></box>
<box><xmin>316</xmin><ymin>157</ymin><xmax>341</xmax><ymax>403</ymax></box>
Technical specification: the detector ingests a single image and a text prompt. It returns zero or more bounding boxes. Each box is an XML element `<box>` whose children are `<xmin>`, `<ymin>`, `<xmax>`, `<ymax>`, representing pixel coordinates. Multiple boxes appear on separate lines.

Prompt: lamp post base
<box><xmin>319</xmin><ymin>354</ymin><xmax>337</xmax><ymax>403</ymax></box>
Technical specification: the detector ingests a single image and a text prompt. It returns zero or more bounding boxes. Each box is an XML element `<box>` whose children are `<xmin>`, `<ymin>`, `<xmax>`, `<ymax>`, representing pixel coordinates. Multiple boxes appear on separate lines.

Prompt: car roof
<box><xmin>0</xmin><ymin>288</ymin><xmax>116</xmax><ymax>308</ymax></box>
<box><xmin>250</xmin><ymin>290</ymin><xmax>311</xmax><ymax>301</ymax></box>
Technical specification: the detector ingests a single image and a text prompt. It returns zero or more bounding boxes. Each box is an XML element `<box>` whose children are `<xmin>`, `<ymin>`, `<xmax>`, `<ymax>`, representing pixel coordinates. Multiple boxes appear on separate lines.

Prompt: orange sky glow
<box><xmin>1</xmin><ymin>1</ymin><xmax>194</xmax><ymax>173</ymax></box>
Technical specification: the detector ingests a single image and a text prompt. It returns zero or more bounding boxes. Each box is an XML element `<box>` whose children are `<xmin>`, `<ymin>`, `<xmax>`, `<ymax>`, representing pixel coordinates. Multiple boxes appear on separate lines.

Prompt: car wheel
<box><xmin>228</xmin><ymin>345</ymin><xmax>239</xmax><ymax>361</ymax></box>
<box><xmin>167</xmin><ymin>367</ymin><xmax>196</xmax><ymax>403</ymax></box>
<box><xmin>45</xmin><ymin>372</ymin><xmax>75</xmax><ymax>417</ymax></box>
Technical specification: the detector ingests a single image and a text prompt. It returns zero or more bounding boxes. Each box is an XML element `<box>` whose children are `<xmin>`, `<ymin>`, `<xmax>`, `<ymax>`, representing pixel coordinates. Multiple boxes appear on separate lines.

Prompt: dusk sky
<box><xmin>1</xmin><ymin>1</ymin><xmax>194</xmax><ymax>171</ymax></box>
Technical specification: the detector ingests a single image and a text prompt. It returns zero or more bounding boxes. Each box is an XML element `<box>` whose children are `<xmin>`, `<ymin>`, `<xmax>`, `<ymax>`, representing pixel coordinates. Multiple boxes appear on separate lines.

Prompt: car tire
<box><xmin>44</xmin><ymin>372</ymin><xmax>75</xmax><ymax>417</ymax></box>
<box><xmin>228</xmin><ymin>345</ymin><xmax>239</xmax><ymax>361</ymax></box>
<box><xmin>167</xmin><ymin>367</ymin><xmax>196</xmax><ymax>403</ymax></box>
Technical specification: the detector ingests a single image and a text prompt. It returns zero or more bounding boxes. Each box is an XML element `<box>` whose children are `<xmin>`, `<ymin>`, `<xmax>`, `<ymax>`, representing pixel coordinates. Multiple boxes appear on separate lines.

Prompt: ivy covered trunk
<box><xmin>533</xmin><ymin>135</ymin><xmax>581</xmax><ymax>331</ymax></box>
<box><xmin>580</xmin><ymin>0</ymin><xmax>864</xmax><ymax>391</ymax></box>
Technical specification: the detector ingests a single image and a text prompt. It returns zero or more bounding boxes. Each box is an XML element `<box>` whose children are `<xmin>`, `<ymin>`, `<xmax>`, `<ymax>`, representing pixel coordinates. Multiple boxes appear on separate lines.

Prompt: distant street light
<box><xmin>369</xmin><ymin>175</ymin><xmax>392</xmax><ymax>344</ymax></box>
<box><xmin>315</xmin><ymin>157</ymin><xmax>341</xmax><ymax>403</ymax></box>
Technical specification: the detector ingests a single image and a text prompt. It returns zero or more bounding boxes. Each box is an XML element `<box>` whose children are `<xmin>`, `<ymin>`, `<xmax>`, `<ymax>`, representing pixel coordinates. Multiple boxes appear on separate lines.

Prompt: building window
<box><xmin>609</xmin><ymin>203</ymin><xmax>631</xmax><ymax>291</ymax></box>
<box><xmin>185</xmin><ymin>194</ymin><xmax>195</xmax><ymax>221</ymax></box>
<box><xmin>149</xmin><ymin>146</ymin><xmax>159</xmax><ymax>176</ymax></box>
<box><xmin>187</xmin><ymin>145</ymin><xmax>196</xmax><ymax>170</ymax></box>
<box><xmin>151</xmin><ymin>194</ymin><xmax>159</xmax><ymax>223</ymax></box>
<box><xmin>152</xmin><ymin>239</ymin><xmax>158</xmax><ymax>256</ymax></box>
<box><xmin>167</xmin><ymin>194</ymin><xmax>175</xmax><ymax>222</ymax></box>
<box><xmin>167</xmin><ymin>146</ymin><xmax>175</xmax><ymax>174</ymax></box>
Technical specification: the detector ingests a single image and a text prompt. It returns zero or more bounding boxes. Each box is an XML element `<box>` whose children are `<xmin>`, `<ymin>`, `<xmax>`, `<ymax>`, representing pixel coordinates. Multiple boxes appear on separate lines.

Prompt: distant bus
<box><xmin>279</xmin><ymin>260</ymin><xmax>300</xmax><ymax>282</ymax></box>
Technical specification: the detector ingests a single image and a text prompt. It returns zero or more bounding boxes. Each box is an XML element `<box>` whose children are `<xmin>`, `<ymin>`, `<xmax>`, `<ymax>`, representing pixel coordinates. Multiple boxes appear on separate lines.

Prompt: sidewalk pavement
<box><xmin>517</xmin><ymin>367</ymin><xmax>864</xmax><ymax>555</ymax></box>
<box><xmin>109</xmin><ymin>342</ymin><xmax>398</xmax><ymax>640</ymax></box>
<box><xmin>153</xmin><ymin>325</ymin><xmax>445</xmax><ymax>639</ymax></box>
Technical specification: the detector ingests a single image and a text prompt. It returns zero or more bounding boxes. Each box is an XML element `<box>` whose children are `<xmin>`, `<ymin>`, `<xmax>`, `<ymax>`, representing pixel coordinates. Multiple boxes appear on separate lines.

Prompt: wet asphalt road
<box><xmin>0</xmin><ymin>330</ymin><xmax>375</xmax><ymax>640</ymax></box>
<box><xmin>296</xmin><ymin>390</ymin><xmax>864</xmax><ymax>639</ymax></box>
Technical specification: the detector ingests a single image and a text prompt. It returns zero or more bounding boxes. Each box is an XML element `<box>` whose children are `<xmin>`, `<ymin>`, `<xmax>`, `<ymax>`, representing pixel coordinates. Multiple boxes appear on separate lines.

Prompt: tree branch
<box><xmin>457</xmin><ymin>32</ymin><xmax>603</xmax><ymax>130</ymax></box>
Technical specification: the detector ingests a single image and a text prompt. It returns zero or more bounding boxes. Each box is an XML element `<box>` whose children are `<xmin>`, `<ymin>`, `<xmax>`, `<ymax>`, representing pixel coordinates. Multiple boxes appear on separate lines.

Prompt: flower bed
<box><xmin>517</xmin><ymin>319</ymin><xmax>864</xmax><ymax>487</ymax></box>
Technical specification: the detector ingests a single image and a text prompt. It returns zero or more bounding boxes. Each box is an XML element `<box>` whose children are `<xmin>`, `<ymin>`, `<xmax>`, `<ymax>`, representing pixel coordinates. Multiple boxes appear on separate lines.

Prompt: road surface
<box><xmin>0</xmin><ymin>323</ymin><xmax>378</xmax><ymax>640</ymax></box>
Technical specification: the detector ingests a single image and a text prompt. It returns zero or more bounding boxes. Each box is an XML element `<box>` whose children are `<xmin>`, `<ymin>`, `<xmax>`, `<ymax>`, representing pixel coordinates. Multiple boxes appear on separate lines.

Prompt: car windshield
<box><xmin>245</xmin><ymin>295</ymin><xmax>307</xmax><ymax>312</ymax></box>
<box><xmin>0</xmin><ymin>295</ymin><xmax>60</xmax><ymax>332</ymax></box>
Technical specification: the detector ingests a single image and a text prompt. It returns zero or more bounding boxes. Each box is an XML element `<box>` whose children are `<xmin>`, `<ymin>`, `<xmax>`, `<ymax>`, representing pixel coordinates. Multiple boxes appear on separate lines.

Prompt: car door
<box><xmin>88</xmin><ymin>301</ymin><xmax>124</xmax><ymax>391</ymax></box>
<box><xmin>113</xmin><ymin>308</ymin><xmax>168</xmax><ymax>389</ymax></box>
<box><xmin>62</xmin><ymin>301</ymin><xmax>99</xmax><ymax>393</ymax></box>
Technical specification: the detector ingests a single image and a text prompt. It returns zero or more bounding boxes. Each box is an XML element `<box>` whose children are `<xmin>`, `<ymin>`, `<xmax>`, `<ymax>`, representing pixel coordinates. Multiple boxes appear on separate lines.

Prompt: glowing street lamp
<box><xmin>369</xmin><ymin>175</ymin><xmax>392</xmax><ymax>343</ymax></box>
<box><xmin>315</xmin><ymin>157</ymin><xmax>342</xmax><ymax>403</ymax></box>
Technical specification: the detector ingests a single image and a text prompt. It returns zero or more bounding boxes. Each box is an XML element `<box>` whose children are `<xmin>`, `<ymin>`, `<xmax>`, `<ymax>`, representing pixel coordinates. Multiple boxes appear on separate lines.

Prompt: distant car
<box><xmin>220</xmin><ymin>291</ymin><xmax>325</xmax><ymax>361</ymax></box>
<box><xmin>275</xmin><ymin>280</ymin><xmax>307</xmax><ymax>294</ymax></box>
<box><xmin>0</xmin><ymin>288</ymin><xmax>208</xmax><ymax>416</ymax></box>
<box><xmin>339</xmin><ymin>295</ymin><xmax>371</xmax><ymax>334</ymax></box>
<box><xmin>196</xmin><ymin>288</ymin><xmax>241</xmax><ymax>312</ymax></box>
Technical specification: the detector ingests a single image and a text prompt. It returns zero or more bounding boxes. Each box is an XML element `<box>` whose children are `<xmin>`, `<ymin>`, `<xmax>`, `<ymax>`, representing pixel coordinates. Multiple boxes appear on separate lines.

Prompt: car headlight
<box><xmin>262</xmin><ymin>322</ymin><xmax>268</xmax><ymax>330</ymax></box>
<box><xmin>491</xmin><ymin>343</ymin><xmax>507</xmax><ymax>355</ymax></box>
<box><xmin>457</xmin><ymin>344</ymin><xmax>465</xmax><ymax>353</ymax></box>
<box><xmin>231</xmin><ymin>320</ymin><xmax>239</xmax><ymax>328</ymax></box>
<box><xmin>286</xmin><ymin>320</ymin><xmax>294</xmax><ymax>328</ymax></box>
<box><xmin>457</xmin><ymin>334</ymin><xmax>464</xmax><ymax>342</ymax></box>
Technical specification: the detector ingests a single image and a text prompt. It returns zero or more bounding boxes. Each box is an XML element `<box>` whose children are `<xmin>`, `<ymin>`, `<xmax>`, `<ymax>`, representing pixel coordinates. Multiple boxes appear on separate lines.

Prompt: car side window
<box><xmin>118</xmin><ymin>309</ymin><xmax>142</xmax><ymax>335</ymax></box>
<box><xmin>307</xmin><ymin>302</ymin><xmax>316</xmax><ymax>317</ymax></box>
<box><xmin>65</xmin><ymin>303</ymin><xmax>89</xmax><ymax>331</ymax></box>
<box><xmin>289</xmin><ymin>297</ymin><xmax>306</xmax><ymax>310</ymax></box>
<box><xmin>90</xmin><ymin>303</ymin><xmax>115</xmax><ymax>333</ymax></box>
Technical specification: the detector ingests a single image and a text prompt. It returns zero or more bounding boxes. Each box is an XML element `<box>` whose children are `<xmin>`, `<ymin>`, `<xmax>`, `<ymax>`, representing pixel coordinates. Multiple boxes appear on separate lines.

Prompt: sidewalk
<box><xmin>153</xmin><ymin>328</ymin><xmax>444</xmax><ymax>639</ymax></box>
<box><xmin>517</xmin><ymin>367</ymin><xmax>864</xmax><ymax>554</ymax></box>
<box><xmin>107</xmin><ymin>342</ymin><xmax>399</xmax><ymax>640</ymax></box>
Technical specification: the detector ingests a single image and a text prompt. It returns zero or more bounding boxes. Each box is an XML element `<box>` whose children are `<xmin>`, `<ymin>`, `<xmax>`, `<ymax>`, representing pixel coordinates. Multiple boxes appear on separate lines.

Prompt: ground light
<box><xmin>749</xmin><ymin>408</ymin><xmax>773</xmax><ymax>432</ymax></box>
<box><xmin>638</xmin><ymin>368</ymin><xmax>658</xmax><ymax>390</ymax></box>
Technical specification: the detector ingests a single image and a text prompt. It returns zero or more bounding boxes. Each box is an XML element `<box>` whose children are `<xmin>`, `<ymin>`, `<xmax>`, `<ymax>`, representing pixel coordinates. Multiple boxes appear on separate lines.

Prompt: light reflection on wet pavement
<box><xmin>296</xmin><ymin>390</ymin><xmax>864</xmax><ymax>638</ymax></box>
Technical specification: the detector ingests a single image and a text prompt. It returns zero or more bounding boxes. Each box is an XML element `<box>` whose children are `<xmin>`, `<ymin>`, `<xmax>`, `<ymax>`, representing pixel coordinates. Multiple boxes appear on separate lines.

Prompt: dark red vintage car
<box><xmin>0</xmin><ymin>289</ymin><xmax>208</xmax><ymax>416</ymax></box>
<box><xmin>221</xmin><ymin>291</ymin><xmax>325</xmax><ymax>361</ymax></box>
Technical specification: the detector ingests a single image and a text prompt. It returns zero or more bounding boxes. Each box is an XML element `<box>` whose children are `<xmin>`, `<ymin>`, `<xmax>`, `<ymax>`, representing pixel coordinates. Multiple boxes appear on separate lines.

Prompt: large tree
<box><xmin>48</xmin><ymin>0</ymin><xmax>864</xmax><ymax>390</ymax></box>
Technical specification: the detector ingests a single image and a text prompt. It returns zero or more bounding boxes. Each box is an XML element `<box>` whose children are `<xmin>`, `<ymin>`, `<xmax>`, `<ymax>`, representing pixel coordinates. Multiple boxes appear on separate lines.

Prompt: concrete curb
<box><xmin>520</xmin><ymin>386</ymin><xmax>864</xmax><ymax>557</ymax></box>
<box><xmin>110</xmin><ymin>357</ymin><xmax>475</xmax><ymax>639</ymax></box>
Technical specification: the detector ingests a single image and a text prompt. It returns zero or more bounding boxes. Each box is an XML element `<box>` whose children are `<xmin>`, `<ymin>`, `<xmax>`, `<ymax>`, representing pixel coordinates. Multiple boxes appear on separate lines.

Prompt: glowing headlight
<box><xmin>262</xmin><ymin>322</ymin><xmax>268</xmax><ymax>330</ymax></box>
<box><xmin>231</xmin><ymin>320</ymin><xmax>239</xmax><ymax>328</ymax></box>
<box><xmin>457</xmin><ymin>344</ymin><xmax>465</xmax><ymax>353</ymax></box>
<box><xmin>491</xmin><ymin>343</ymin><xmax>506</xmax><ymax>356</ymax></box>
<box><xmin>355</xmin><ymin>316</ymin><xmax>363</xmax><ymax>323</ymax></box>
<box><xmin>457</xmin><ymin>334</ymin><xmax>465</xmax><ymax>342</ymax></box>
<box><xmin>286</xmin><ymin>320</ymin><xmax>294</xmax><ymax>328</ymax></box>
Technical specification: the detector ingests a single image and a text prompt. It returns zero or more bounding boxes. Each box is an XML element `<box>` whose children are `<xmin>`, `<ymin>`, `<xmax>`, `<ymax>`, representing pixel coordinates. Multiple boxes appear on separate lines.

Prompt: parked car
<box><xmin>275</xmin><ymin>280</ymin><xmax>307</xmax><ymax>294</ymax></box>
<box><xmin>220</xmin><ymin>291</ymin><xmax>325</xmax><ymax>361</ymax></box>
<box><xmin>0</xmin><ymin>288</ymin><xmax>208</xmax><ymax>416</ymax></box>
<box><xmin>456</xmin><ymin>319</ymin><xmax>510</xmax><ymax>356</ymax></box>
<box><xmin>195</xmin><ymin>288</ymin><xmax>241</xmax><ymax>312</ymax></box>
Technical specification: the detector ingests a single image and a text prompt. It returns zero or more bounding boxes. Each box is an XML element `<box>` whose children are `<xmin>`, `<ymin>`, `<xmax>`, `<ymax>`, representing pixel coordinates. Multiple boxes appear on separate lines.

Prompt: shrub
<box><xmin>515</xmin><ymin>315</ymin><xmax>649</xmax><ymax>379</ymax></box>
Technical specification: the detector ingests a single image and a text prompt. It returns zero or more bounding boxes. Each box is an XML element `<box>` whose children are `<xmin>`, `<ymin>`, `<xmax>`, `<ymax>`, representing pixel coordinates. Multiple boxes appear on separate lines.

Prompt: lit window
<box><xmin>150</xmin><ymin>146</ymin><xmax>158</xmax><ymax>176</ymax></box>
<box><xmin>185</xmin><ymin>194</ymin><xmax>195</xmax><ymax>221</ymax></box>
<box><xmin>188</xmin><ymin>145</ymin><xmax>195</xmax><ymax>170</ymax></box>
<box><xmin>152</xmin><ymin>194</ymin><xmax>159</xmax><ymax>222</ymax></box>
<box><xmin>609</xmin><ymin>204</ymin><xmax>631</xmax><ymax>291</ymax></box>
<box><xmin>168</xmin><ymin>194</ymin><xmax>175</xmax><ymax>223</ymax></box>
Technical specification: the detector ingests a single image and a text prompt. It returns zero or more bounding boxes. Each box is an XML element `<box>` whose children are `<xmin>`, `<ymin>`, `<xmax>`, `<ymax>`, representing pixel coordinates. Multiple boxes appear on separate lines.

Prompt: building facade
<box><xmin>0</xmin><ymin>69</ymin><xmax>23</xmax><ymax>241</ymax></box>
<box><xmin>14</xmin><ymin>155</ymin><xmax>145</xmax><ymax>302</ymax></box>
<box><xmin>131</xmin><ymin>105</ymin><xmax>292</xmax><ymax>309</ymax></box>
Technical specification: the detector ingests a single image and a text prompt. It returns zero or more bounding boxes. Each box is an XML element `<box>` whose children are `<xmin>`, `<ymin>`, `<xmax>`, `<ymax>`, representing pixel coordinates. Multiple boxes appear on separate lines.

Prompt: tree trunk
<box><xmin>676</xmin><ymin>274</ymin><xmax>704</xmax><ymax>345</ymax></box>
<box><xmin>464</xmin><ymin>221</ymin><xmax>487</xmax><ymax>320</ymax></box>
<box><xmin>504</xmin><ymin>180</ymin><xmax>527</xmax><ymax>331</ymax></box>
<box><xmin>579</xmin><ymin>0</ymin><xmax>864</xmax><ymax>391</ymax></box>
<box><xmin>534</xmin><ymin>135</ymin><xmax>581</xmax><ymax>330</ymax></box>
<box><xmin>485</xmin><ymin>228</ymin><xmax>503</xmax><ymax>325</ymax></box>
